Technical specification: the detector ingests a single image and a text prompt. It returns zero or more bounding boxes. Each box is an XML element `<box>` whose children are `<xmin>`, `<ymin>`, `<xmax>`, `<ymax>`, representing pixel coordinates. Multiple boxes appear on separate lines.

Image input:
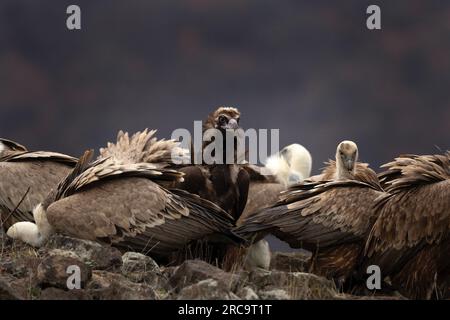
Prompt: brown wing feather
<box><xmin>99</xmin><ymin>129</ymin><xmax>186</xmax><ymax>166</ymax></box>
<box><xmin>237</xmin><ymin>180</ymin><xmax>385</xmax><ymax>251</ymax></box>
<box><xmin>237</xmin><ymin>181</ymin><xmax>285</xmax><ymax>226</ymax></box>
<box><xmin>0</xmin><ymin>160</ymin><xmax>74</xmax><ymax>228</ymax></box>
<box><xmin>367</xmin><ymin>153</ymin><xmax>450</xmax><ymax>254</ymax></box>
<box><xmin>0</xmin><ymin>151</ymin><xmax>78</xmax><ymax>165</ymax></box>
<box><xmin>47</xmin><ymin>177</ymin><xmax>238</xmax><ymax>259</ymax></box>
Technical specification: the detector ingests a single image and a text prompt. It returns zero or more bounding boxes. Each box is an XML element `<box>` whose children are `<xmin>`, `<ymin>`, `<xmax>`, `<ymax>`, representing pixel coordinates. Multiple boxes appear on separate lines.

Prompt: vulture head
<box><xmin>266</xmin><ymin>144</ymin><xmax>312</xmax><ymax>186</ymax></box>
<box><xmin>204</xmin><ymin>107</ymin><xmax>241</xmax><ymax>133</ymax></box>
<box><xmin>336</xmin><ymin>140</ymin><xmax>359</xmax><ymax>179</ymax></box>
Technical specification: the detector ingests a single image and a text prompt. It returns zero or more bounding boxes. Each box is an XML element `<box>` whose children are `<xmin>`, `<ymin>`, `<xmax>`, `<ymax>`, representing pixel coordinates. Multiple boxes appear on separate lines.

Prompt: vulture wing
<box><xmin>0</xmin><ymin>152</ymin><xmax>77</xmax><ymax>229</ymax></box>
<box><xmin>366</xmin><ymin>153</ymin><xmax>450</xmax><ymax>255</ymax></box>
<box><xmin>364</xmin><ymin>153</ymin><xmax>450</xmax><ymax>298</ymax></box>
<box><xmin>236</xmin><ymin>180</ymin><xmax>385</xmax><ymax>251</ymax></box>
<box><xmin>45</xmin><ymin>154</ymin><xmax>239</xmax><ymax>259</ymax></box>
<box><xmin>237</xmin><ymin>181</ymin><xmax>285</xmax><ymax>226</ymax></box>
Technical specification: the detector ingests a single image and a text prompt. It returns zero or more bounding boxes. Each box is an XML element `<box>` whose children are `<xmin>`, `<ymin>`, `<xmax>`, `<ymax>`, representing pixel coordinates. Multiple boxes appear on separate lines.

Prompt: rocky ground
<box><xmin>0</xmin><ymin>234</ymin><xmax>404</xmax><ymax>300</ymax></box>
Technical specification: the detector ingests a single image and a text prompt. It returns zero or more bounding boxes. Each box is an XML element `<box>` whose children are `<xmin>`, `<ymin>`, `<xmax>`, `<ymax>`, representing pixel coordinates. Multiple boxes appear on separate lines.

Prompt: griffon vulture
<box><xmin>0</xmin><ymin>138</ymin><xmax>77</xmax><ymax>230</ymax></box>
<box><xmin>310</xmin><ymin>140</ymin><xmax>382</xmax><ymax>190</ymax></box>
<box><xmin>7</xmin><ymin>130</ymin><xmax>242</xmax><ymax>263</ymax></box>
<box><xmin>364</xmin><ymin>152</ymin><xmax>450</xmax><ymax>299</ymax></box>
<box><xmin>236</xmin><ymin>140</ymin><xmax>385</xmax><ymax>283</ymax></box>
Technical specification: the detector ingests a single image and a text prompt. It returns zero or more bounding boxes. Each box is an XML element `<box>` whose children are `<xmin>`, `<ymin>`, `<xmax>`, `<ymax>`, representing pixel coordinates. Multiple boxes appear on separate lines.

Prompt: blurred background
<box><xmin>1</xmin><ymin>0</ymin><xmax>449</xmax><ymax>170</ymax></box>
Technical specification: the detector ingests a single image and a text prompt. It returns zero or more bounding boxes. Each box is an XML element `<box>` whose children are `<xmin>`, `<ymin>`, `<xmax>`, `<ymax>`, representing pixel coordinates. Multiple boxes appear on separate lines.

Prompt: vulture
<box><xmin>241</xmin><ymin>143</ymin><xmax>312</xmax><ymax>219</ymax></box>
<box><xmin>234</xmin><ymin>144</ymin><xmax>312</xmax><ymax>270</ymax></box>
<box><xmin>236</xmin><ymin>140</ymin><xmax>385</xmax><ymax>284</ymax></box>
<box><xmin>7</xmin><ymin>130</ymin><xmax>242</xmax><ymax>263</ymax></box>
<box><xmin>0</xmin><ymin>138</ymin><xmax>77</xmax><ymax>230</ymax></box>
<box><xmin>171</xmin><ymin>107</ymin><xmax>250</xmax><ymax>222</ymax></box>
<box><xmin>363</xmin><ymin>152</ymin><xmax>450</xmax><ymax>299</ymax></box>
<box><xmin>310</xmin><ymin>140</ymin><xmax>382</xmax><ymax>191</ymax></box>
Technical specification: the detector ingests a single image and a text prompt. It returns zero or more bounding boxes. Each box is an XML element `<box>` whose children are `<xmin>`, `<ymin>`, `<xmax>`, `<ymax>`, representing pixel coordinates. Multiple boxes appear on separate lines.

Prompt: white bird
<box><xmin>265</xmin><ymin>144</ymin><xmax>312</xmax><ymax>186</ymax></box>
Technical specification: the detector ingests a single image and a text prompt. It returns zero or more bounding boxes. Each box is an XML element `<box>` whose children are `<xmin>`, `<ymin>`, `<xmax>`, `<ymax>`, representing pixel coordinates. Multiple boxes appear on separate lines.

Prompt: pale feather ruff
<box><xmin>6</xmin><ymin>204</ymin><xmax>54</xmax><ymax>247</ymax></box>
<box><xmin>265</xmin><ymin>144</ymin><xmax>312</xmax><ymax>185</ymax></box>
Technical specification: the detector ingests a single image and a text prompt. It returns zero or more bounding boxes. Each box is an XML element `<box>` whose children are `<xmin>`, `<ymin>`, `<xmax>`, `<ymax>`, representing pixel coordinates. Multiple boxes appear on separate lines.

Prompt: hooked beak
<box><xmin>344</xmin><ymin>158</ymin><xmax>354</xmax><ymax>171</ymax></box>
<box><xmin>224</xmin><ymin>118</ymin><xmax>239</xmax><ymax>130</ymax></box>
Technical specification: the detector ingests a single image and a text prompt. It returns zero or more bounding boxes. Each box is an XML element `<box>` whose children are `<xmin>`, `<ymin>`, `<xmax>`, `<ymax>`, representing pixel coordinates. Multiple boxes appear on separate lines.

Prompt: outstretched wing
<box><xmin>236</xmin><ymin>180</ymin><xmax>385</xmax><ymax>251</ymax></box>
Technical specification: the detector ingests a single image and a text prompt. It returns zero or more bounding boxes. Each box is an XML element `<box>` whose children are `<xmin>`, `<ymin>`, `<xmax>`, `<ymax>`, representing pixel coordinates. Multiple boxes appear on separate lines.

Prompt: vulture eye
<box><xmin>219</xmin><ymin>115</ymin><xmax>227</xmax><ymax>124</ymax></box>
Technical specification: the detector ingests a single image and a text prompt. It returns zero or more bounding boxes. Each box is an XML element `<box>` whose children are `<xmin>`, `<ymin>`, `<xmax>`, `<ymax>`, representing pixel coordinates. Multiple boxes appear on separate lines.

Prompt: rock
<box><xmin>40</xmin><ymin>287</ymin><xmax>90</xmax><ymax>300</ymax></box>
<box><xmin>37</xmin><ymin>254</ymin><xmax>92</xmax><ymax>289</ymax></box>
<box><xmin>86</xmin><ymin>271</ymin><xmax>157</xmax><ymax>300</ymax></box>
<box><xmin>249</xmin><ymin>269</ymin><xmax>338</xmax><ymax>299</ymax></box>
<box><xmin>236</xmin><ymin>286</ymin><xmax>259</xmax><ymax>300</ymax></box>
<box><xmin>0</xmin><ymin>274</ymin><xmax>27</xmax><ymax>300</ymax></box>
<box><xmin>270</xmin><ymin>251</ymin><xmax>311</xmax><ymax>272</ymax></box>
<box><xmin>259</xmin><ymin>289</ymin><xmax>291</xmax><ymax>300</ymax></box>
<box><xmin>177</xmin><ymin>279</ymin><xmax>240</xmax><ymax>300</ymax></box>
<box><xmin>169</xmin><ymin>260</ymin><xmax>243</xmax><ymax>292</ymax></box>
<box><xmin>122</xmin><ymin>252</ymin><xmax>159</xmax><ymax>273</ymax></box>
<box><xmin>121</xmin><ymin>252</ymin><xmax>165</xmax><ymax>286</ymax></box>
<box><xmin>45</xmin><ymin>235</ymin><xmax>122</xmax><ymax>270</ymax></box>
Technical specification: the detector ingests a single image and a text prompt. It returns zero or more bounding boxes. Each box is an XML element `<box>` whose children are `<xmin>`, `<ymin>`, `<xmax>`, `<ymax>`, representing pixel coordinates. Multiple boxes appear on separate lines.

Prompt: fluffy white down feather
<box><xmin>6</xmin><ymin>204</ymin><xmax>54</xmax><ymax>247</ymax></box>
<box><xmin>244</xmin><ymin>239</ymin><xmax>271</xmax><ymax>270</ymax></box>
<box><xmin>265</xmin><ymin>144</ymin><xmax>312</xmax><ymax>186</ymax></box>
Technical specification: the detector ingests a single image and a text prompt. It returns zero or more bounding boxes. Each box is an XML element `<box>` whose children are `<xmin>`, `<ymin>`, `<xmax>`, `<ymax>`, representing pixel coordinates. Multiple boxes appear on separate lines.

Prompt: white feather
<box><xmin>265</xmin><ymin>144</ymin><xmax>312</xmax><ymax>186</ymax></box>
<box><xmin>7</xmin><ymin>222</ymin><xmax>45</xmax><ymax>247</ymax></box>
<box><xmin>244</xmin><ymin>239</ymin><xmax>271</xmax><ymax>270</ymax></box>
<box><xmin>6</xmin><ymin>203</ymin><xmax>53</xmax><ymax>247</ymax></box>
<box><xmin>0</xmin><ymin>141</ymin><xmax>5</xmax><ymax>154</ymax></box>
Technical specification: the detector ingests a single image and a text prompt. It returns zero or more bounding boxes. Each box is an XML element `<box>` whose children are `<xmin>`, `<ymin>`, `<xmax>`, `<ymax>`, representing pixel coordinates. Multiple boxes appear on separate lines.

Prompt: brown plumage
<box><xmin>236</xmin><ymin>140</ymin><xmax>385</xmax><ymax>283</ymax></box>
<box><xmin>237</xmin><ymin>164</ymin><xmax>285</xmax><ymax>226</ymax></box>
<box><xmin>171</xmin><ymin>107</ymin><xmax>250</xmax><ymax>222</ymax></box>
<box><xmin>236</xmin><ymin>180</ymin><xmax>386</xmax><ymax>282</ymax></box>
<box><xmin>0</xmin><ymin>139</ymin><xmax>77</xmax><ymax>230</ymax></box>
<box><xmin>39</xmin><ymin>130</ymin><xmax>241</xmax><ymax>263</ymax></box>
<box><xmin>0</xmin><ymin>138</ymin><xmax>27</xmax><ymax>158</ymax></box>
<box><xmin>364</xmin><ymin>152</ymin><xmax>450</xmax><ymax>299</ymax></box>
<box><xmin>311</xmin><ymin>140</ymin><xmax>382</xmax><ymax>191</ymax></box>
<box><xmin>320</xmin><ymin>160</ymin><xmax>382</xmax><ymax>191</ymax></box>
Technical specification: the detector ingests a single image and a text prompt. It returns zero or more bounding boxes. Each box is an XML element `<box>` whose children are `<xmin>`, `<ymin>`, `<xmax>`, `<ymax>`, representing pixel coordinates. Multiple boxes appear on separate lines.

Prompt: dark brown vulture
<box><xmin>364</xmin><ymin>152</ymin><xmax>450</xmax><ymax>299</ymax></box>
<box><xmin>7</xmin><ymin>130</ymin><xmax>241</xmax><ymax>264</ymax></box>
<box><xmin>170</xmin><ymin>107</ymin><xmax>250</xmax><ymax>222</ymax></box>
<box><xmin>236</xmin><ymin>140</ymin><xmax>385</xmax><ymax>284</ymax></box>
<box><xmin>0</xmin><ymin>138</ymin><xmax>77</xmax><ymax>230</ymax></box>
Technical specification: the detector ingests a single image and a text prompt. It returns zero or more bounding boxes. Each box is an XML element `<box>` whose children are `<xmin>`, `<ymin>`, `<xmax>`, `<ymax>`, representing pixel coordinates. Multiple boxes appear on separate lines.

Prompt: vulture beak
<box><xmin>343</xmin><ymin>156</ymin><xmax>355</xmax><ymax>171</ymax></box>
<box><xmin>224</xmin><ymin>119</ymin><xmax>239</xmax><ymax>130</ymax></box>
